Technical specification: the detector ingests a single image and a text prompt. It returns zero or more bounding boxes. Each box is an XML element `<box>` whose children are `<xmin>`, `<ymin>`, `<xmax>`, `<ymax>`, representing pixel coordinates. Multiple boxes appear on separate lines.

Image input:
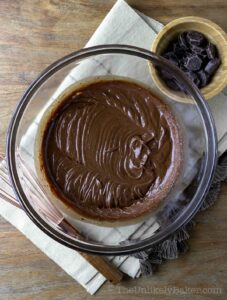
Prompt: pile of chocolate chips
<box><xmin>159</xmin><ymin>31</ymin><xmax>221</xmax><ymax>90</ymax></box>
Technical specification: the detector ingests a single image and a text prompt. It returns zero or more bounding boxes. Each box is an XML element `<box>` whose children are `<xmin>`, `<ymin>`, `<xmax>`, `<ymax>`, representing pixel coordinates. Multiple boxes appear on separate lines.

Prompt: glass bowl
<box><xmin>7</xmin><ymin>45</ymin><xmax>217</xmax><ymax>255</ymax></box>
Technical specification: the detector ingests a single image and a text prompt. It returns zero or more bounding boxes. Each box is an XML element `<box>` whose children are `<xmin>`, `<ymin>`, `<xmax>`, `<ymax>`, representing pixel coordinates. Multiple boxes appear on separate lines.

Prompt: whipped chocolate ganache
<box><xmin>41</xmin><ymin>79</ymin><xmax>182</xmax><ymax>223</ymax></box>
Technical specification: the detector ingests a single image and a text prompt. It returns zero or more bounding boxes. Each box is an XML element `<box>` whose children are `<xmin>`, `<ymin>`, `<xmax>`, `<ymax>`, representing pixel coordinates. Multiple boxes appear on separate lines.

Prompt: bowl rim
<box><xmin>150</xmin><ymin>16</ymin><xmax>227</xmax><ymax>102</ymax></box>
<box><xmin>6</xmin><ymin>44</ymin><xmax>217</xmax><ymax>255</ymax></box>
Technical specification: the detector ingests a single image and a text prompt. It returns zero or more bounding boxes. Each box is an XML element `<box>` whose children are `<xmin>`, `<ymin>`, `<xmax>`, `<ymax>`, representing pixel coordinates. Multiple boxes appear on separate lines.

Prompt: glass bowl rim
<box><xmin>6</xmin><ymin>44</ymin><xmax>217</xmax><ymax>255</ymax></box>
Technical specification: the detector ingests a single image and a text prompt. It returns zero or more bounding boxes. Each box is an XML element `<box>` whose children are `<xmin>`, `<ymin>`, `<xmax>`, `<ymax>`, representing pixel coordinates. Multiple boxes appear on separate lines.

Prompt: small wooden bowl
<box><xmin>149</xmin><ymin>16</ymin><xmax>227</xmax><ymax>103</ymax></box>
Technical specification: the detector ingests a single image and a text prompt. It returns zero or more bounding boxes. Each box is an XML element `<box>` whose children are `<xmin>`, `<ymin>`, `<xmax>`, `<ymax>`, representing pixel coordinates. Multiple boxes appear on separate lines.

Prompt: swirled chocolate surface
<box><xmin>42</xmin><ymin>79</ymin><xmax>182</xmax><ymax>222</ymax></box>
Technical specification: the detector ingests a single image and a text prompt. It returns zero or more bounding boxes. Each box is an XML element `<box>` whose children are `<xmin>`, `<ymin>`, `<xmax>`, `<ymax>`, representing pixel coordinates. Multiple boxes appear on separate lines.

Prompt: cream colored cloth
<box><xmin>0</xmin><ymin>0</ymin><xmax>226</xmax><ymax>295</ymax></box>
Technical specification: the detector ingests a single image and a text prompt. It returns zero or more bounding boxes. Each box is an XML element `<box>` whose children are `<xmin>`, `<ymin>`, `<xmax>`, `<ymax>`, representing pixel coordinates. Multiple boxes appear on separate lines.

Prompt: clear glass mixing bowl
<box><xmin>7</xmin><ymin>45</ymin><xmax>217</xmax><ymax>255</ymax></box>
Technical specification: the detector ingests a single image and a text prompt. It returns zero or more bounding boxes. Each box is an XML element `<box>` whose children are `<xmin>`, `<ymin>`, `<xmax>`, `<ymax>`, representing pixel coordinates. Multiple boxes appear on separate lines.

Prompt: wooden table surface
<box><xmin>0</xmin><ymin>1</ymin><xmax>226</xmax><ymax>299</ymax></box>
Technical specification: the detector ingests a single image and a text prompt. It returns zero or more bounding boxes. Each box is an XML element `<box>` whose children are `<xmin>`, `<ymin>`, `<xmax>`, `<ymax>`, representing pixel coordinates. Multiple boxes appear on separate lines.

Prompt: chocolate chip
<box><xmin>204</xmin><ymin>58</ymin><xmax>221</xmax><ymax>75</ymax></box>
<box><xmin>199</xmin><ymin>54</ymin><xmax>209</xmax><ymax>68</ymax></box>
<box><xmin>197</xmin><ymin>70</ymin><xmax>210</xmax><ymax>88</ymax></box>
<box><xmin>172</xmin><ymin>42</ymin><xmax>179</xmax><ymax>53</ymax></box>
<box><xmin>178</xmin><ymin>32</ymin><xmax>188</xmax><ymax>49</ymax></box>
<box><xmin>179</xmin><ymin>65</ymin><xmax>188</xmax><ymax>72</ymax></box>
<box><xmin>194</xmin><ymin>77</ymin><xmax>201</xmax><ymax>87</ymax></box>
<box><xmin>162</xmin><ymin>51</ymin><xmax>175</xmax><ymax>59</ymax></box>
<box><xmin>165</xmin><ymin>79</ymin><xmax>182</xmax><ymax>91</ymax></box>
<box><xmin>163</xmin><ymin>52</ymin><xmax>179</xmax><ymax>66</ymax></box>
<box><xmin>199</xmin><ymin>52</ymin><xmax>208</xmax><ymax>59</ymax></box>
<box><xmin>186</xmin><ymin>31</ymin><xmax>205</xmax><ymax>46</ymax></box>
<box><xmin>206</xmin><ymin>42</ymin><xmax>217</xmax><ymax>60</ymax></box>
<box><xmin>173</xmin><ymin>45</ymin><xmax>186</xmax><ymax>59</ymax></box>
<box><xmin>185</xmin><ymin>71</ymin><xmax>200</xmax><ymax>86</ymax></box>
<box><xmin>160</xmin><ymin>30</ymin><xmax>221</xmax><ymax>90</ymax></box>
<box><xmin>191</xmin><ymin>44</ymin><xmax>205</xmax><ymax>55</ymax></box>
<box><xmin>159</xmin><ymin>68</ymin><xmax>173</xmax><ymax>80</ymax></box>
<box><xmin>184</xmin><ymin>54</ymin><xmax>202</xmax><ymax>71</ymax></box>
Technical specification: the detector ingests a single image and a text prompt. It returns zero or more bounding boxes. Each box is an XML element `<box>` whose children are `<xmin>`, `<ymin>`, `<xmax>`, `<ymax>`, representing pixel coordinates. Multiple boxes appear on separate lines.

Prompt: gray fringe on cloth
<box><xmin>131</xmin><ymin>152</ymin><xmax>227</xmax><ymax>276</ymax></box>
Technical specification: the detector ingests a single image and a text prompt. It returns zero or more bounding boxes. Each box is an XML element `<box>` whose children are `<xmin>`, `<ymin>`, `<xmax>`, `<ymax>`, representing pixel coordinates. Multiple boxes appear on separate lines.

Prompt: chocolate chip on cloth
<box><xmin>159</xmin><ymin>30</ymin><xmax>221</xmax><ymax>90</ymax></box>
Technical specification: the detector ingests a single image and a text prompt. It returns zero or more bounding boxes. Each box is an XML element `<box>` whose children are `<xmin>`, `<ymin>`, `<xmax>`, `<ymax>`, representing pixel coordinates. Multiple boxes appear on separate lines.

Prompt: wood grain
<box><xmin>0</xmin><ymin>1</ymin><xmax>227</xmax><ymax>299</ymax></box>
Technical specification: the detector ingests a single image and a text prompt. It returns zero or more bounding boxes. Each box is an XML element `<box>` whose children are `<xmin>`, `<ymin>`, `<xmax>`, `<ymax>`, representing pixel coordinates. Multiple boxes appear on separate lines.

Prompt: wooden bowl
<box><xmin>149</xmin><ymin>16</ymin><xmax>227</xmax><ymax>103</ymax></box>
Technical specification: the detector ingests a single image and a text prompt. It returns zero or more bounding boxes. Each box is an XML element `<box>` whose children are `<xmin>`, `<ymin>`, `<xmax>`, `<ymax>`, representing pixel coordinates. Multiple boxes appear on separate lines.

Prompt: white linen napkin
<box><xmin>0</xmin><ymin>0</ymin><xmax>226</xmax><ymax>295</ymax></box>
